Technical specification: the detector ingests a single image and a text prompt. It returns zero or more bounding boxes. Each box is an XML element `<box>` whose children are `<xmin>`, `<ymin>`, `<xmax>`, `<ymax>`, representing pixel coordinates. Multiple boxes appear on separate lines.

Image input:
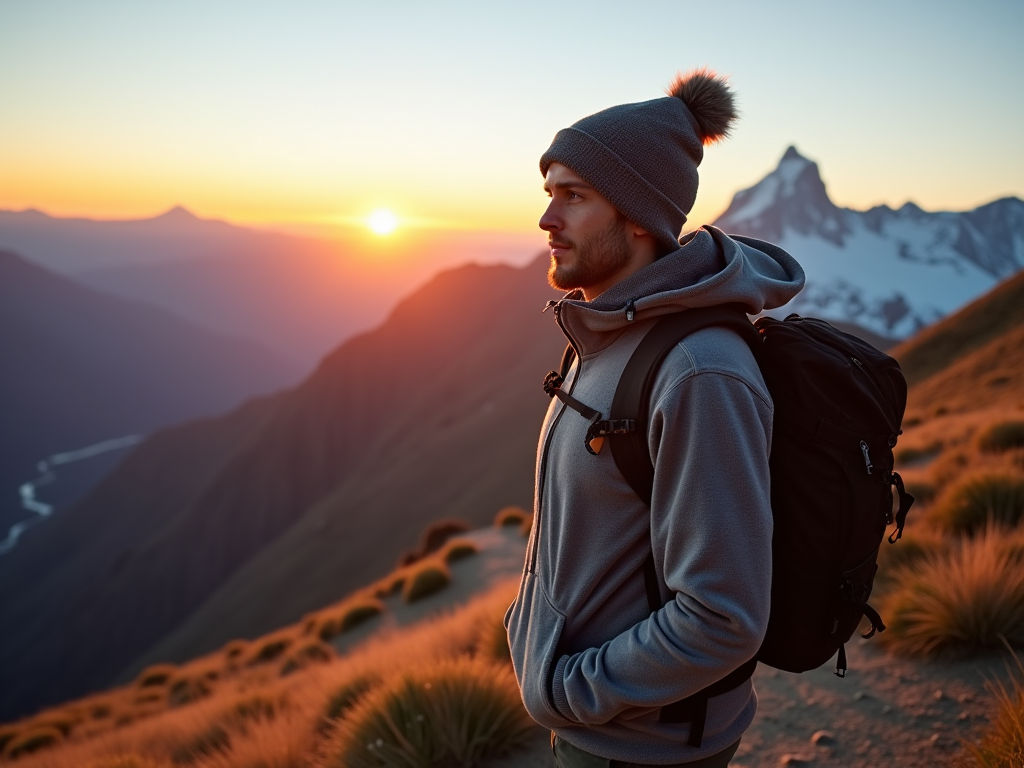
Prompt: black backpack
<box><xmin>544</xmin><ymin>305</ymin><xmax>914</xmax><ymax>747</ymax></box>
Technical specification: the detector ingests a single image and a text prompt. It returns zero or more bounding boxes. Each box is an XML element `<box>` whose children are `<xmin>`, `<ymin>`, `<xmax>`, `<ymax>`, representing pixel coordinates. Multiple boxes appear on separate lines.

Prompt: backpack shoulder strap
<box><xmin>607</xmin><ymin>304</ymin><xmax>758</xmax><ymax>749</ymax></box>
<box><xmin>609</xmin><ymin>304</ymin><xmax>758</xmax><ymax>509</ymax></box>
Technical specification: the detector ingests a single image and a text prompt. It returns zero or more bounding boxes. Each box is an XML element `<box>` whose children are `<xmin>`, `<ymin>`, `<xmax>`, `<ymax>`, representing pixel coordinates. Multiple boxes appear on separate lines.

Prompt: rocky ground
<box><xmin>489</xmin><ymin>639</ymin><xmax>1009</xmax><ymax>767</ymax></box>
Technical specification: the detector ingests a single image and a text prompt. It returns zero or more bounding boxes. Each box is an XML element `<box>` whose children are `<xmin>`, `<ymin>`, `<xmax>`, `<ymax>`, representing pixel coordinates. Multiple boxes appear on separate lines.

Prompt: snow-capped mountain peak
<box><xmin>712</xmin><ymin>147</ymin><xmax>1023</xmax><ymax>340</ymax></box>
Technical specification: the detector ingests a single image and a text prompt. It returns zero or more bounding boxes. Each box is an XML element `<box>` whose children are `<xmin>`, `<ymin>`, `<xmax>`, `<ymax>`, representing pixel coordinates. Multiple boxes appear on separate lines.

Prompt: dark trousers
<box><xmin>551</xmin><ymin>733</ymin><xmax>740</xmax><ymax>768</ymax></box>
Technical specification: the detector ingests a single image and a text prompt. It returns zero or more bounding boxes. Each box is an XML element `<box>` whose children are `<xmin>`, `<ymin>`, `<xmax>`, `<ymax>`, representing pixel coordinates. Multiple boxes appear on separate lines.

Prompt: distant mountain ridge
<box><xmin>0</xmin><ymin>251</ymin><xmax>301</xmax><ymax>535</ymax></box>
<box><xmin>0</xmin><ymin>257</ymin><xmax>564</xmax><ymax>721</ymax></box>
<box><xmin>714</xmin><ymin>147</ymin><xmax>1024</xmax><ymax>338</ymax></box>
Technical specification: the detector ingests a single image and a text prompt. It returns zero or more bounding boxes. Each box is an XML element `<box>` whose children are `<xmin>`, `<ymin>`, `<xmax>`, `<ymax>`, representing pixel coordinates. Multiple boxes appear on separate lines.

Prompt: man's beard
<box><xmin>547</xmin><ymin>216</ymin><xmax>632</xmax><ymax>292</ymax></box>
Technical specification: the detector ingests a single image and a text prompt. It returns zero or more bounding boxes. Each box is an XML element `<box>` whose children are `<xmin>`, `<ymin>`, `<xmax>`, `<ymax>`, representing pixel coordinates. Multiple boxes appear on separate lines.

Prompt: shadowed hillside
<box><xmin>0</xmin><ymin>251</ymin><xmax>301</xmax><ymax>534</ymax></box>
<box><xmin>0</xmin><ymin>255</ymin><xmax>562</xmax><ymax>721</ymax></box>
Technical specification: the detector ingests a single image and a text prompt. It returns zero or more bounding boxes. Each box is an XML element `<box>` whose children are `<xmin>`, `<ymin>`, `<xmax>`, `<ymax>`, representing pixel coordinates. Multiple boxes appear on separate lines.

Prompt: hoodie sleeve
<box><xmin>550</xmin><ymin>348</ymin><xmax>773</xmax><ymax>725</ymax></box>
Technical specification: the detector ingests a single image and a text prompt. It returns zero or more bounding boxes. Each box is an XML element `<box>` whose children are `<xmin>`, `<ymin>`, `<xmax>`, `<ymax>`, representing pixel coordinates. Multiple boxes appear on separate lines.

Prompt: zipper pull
<box><xmin>859</xmin><ymin>440</ymin><xmax>873</xmax><ymax>475</ymax></box>
<box><xmin>625</xmin><ymin>299</ymin><xmax>636</xmax><ymax>322</ymax></box>
<box><xmin>542</xmin><ymin>300</ymin><xmax>558</xmax><ymax>313</ymax></box>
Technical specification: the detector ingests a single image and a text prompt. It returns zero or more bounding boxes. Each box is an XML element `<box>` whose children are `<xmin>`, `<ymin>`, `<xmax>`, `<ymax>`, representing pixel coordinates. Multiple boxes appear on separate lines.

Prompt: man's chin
<box><xmin>547</xmin><ymin>263</ymin><xmax>578</xmax><ymax>292</ymax></box>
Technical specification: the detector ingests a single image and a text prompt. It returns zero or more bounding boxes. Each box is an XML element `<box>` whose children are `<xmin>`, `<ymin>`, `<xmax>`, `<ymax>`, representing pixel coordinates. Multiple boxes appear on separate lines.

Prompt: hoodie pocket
<box><xmin>506</xmin><ymin>571</ymin><xmax>572</xmax><ymax>728</ymax></box>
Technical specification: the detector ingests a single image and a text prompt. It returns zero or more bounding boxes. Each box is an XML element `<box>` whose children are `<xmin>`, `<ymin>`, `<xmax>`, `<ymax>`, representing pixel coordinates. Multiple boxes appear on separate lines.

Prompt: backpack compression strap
<box><xmin>608</xmin><ymin>305</ymin><xmax>760</xmax><ymax>748</ymax></box>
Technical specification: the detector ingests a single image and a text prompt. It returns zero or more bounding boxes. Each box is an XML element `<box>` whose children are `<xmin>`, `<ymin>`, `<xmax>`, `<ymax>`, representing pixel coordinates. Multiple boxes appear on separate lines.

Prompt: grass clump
<box><xmin>0</xmin><ymin>725</ymin><xmax>21</xmax><ymax>754</ymax></box>
<box><xmin>494</xmin><ymin>506</ymin><xmax>529</xmax><ymax>527</ymax></box>
<box><xmin>403</xmin><ymin>561</ymin><xmax>451</xmax><ymax>603</ymax></box>
<box><xmin>880</xmin><ymin>527</ymin><xmax>1024</xmax><ymax>659</ymax></box>
<box><xmin>441</xmin><ymin>537</ymin><xmax>479</xmax><ymax>564</ymax></box>
<box><xmin>247</xmin><ymin>635</ymin><xmax>294</xmax><ymax>666</ymax></box>
<box><xmin>318</xmin><ymin>599</ymin><xmax>384</xmax><ymax>641</ymax></box>
<box><xmin>932</xmin><ymin>471</ymin><xmax>1024</xmax><ymax>534</ymax></box>
<box><xmin>167</xmin><ymin>675</ymin><xmax>211</xmax><ymax>707</ymax></box>
<box><xmin>964</xmin><ymin>653</ymin><xmax>1024</xmax><ymax>767</ymax></box>
<box><xmin>2</xmin><ymin>725</ymin><xmax>63</xmax><ymax>759</ymax></box>
<box><xmin>136</xmin><ymin>664</ymin><xmax>177</xmax><ymax>688</ymax></box>
<box><xmin>324</xmin><ymin>658</ymin><xmax>534</xmax><ymax>768</ymax></box>
<box><xmin>321</xmin><ymin>674</ymin><xmax>380</xmax><ymax>731</ymax></box>
<box><xmin>978</xmin><ymin>420</ymin><xmax>1024</xmax><ymax>454</ymax></box>
<box><xmin>281</xmin><ymin>640</ymin><xmax>335</xmax><ymax>676</ymax></box>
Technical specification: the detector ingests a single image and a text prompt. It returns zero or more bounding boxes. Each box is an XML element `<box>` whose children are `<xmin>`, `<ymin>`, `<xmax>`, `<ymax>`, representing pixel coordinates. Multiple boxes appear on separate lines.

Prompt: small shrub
<box><xmin>134</xmin><ymin>690</ymin><xmax>164</xmax><ymax>705</ymax></box>
<box><xmin>136</xmin><ymin>663</ymin><xmax>177</xmax><ymax>687</ymax></box>
<box><xmin>372</xmin><ymin>575</ymin><xmax>405</xmax><ymax>599</ymax></box>
<box><xmin>978</xmin><ymin>420</ymin><xmax>1024</xmax><ymax>454</ymax></box>
<box><xmin>168</xmin><ymin>675</ymin><xmax>211</xmax><ymax>707</ymax></box>
<box><xmin>441</xmin><ymin>537</ymin><xmax>479</xmax><ymax>564</ymax></box>
<box><xmin>222</xmin><ymin>640</ymin><xmax>248</xmax><ymax>664</ymax></box>
<box><xmin>880</xmin><ymin>527</ymin><xmax>1024</xmax><ymax>659</ymax></box>
<box><xmin>247</xmin><ymin>636</ymin><xmax>293</xmax><ymax>666</ymax></box>
<box><xmin>403</xmin><ymin>561</ymin><xmax>451</xmax><ymax>603</ymax></box>
<box><xmin>29</xmin><ymin>710</ymin><xmax>78</xmax><ymax>736</ymax></box>
<box><xmin>932</xmin><ymin>471</ymin><xmax>1024</xmax><ymax>534</ymax></box>
<box><xmin>3</xmin><ymin>725</ymin><xmax>63</xmax><ymax>759</ymax></box>
<box><xmin>400</xmin><ymin>519</ymin><xmax>471</xmax><ymax>566</ymax></box>
<box><xmin>964</xmin><ymin>653</ymin><xmax>1024</xmax><ymax>767</ymax></box>
<box><xmin>90</xmin><ymin>701</ymin><xmax>114</xmax><ymax>719</ymax></box>
<box><xmin>477</xmin><ymin>616</ymin><xmax>512</xmax><ymax>666</ymax></box>
<box><xmin>494</xmin><ymin>506</ymin><xmax>529</xmax><ymax>528</ymax></box>
<box><xmin>170</xmin><ymin>724</ymin><xmax>230</xmax><ymax>764</ymax></box>
<box><xmin>280</xmin><ymin>640</ymin><xmax>335</xmax><ymax>675</ymax></box>
<box><xmin>319</xmin><ymin>599</ymin><xmax>384</xmax><ymax>641</ymax></box>
<box><xmin>324</xmin><ymin>659</ymin><xmax>534</xmax><ymax>768</ymax></box>
<box><xmin>322</xmin><ymin>674</ymin><xmax>380</xmax><ymax>729</ymax></box>
<box><xmin>0</xmin><ymin>726</ymin><xmax>21</xmax><ymax>754</ymax></box>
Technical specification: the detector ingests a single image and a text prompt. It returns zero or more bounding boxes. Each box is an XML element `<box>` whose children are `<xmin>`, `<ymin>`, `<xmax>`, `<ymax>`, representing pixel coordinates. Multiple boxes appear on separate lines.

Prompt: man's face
<box><xmin>540</xmin><ymin>163</ymin><xmax>632</xmax><ymax>298</ymax></box>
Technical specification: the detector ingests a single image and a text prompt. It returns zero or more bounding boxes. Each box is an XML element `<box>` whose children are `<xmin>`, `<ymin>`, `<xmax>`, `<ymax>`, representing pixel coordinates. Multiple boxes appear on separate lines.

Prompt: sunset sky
<box><xmin>1</xmin><ymin>0</ymin><xmax>1022</xmax><ymax>244</ymax></box>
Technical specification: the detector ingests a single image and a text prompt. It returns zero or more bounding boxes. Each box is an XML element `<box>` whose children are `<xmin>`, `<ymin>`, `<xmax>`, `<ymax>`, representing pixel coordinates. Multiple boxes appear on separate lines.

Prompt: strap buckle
<box><xmin>592</xmin><ymin>419</ymin><xmax>636</xmax><ymax>436</ymax></box>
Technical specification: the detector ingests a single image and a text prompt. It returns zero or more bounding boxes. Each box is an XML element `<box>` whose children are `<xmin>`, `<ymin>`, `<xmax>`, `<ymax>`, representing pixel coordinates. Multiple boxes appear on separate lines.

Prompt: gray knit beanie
<box><xmin>539</xmin><ymin>68</ymin><xmax>738</xmax><ymax>253</ymax></box>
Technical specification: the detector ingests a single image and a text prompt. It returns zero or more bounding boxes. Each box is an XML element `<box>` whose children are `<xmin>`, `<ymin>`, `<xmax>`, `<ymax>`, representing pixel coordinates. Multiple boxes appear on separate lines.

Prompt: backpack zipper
<box><xmin>530</xmin><ymin>301</ymin><xmax>581</xmax><ymax>574</ymax></box>
<box><xmin>859</xmin><ymin>440</ymin><xmax>873</xmax><ymax>475</ymax></box>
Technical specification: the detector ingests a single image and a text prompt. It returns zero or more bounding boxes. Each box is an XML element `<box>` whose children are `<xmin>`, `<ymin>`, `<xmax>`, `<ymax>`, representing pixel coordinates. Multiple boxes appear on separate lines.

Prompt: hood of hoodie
<box><xmin>555</xmin><ymin>225</ymin><xmax>805</xmax><ymax>356</ymax></box>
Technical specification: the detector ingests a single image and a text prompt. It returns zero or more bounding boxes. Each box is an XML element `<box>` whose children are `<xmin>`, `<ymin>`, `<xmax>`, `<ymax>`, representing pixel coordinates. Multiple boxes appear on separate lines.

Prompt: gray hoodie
<box><xmin>505</xmin><ymin>226</ymin><xmax>805</xmax><ymax>764</ymax></box>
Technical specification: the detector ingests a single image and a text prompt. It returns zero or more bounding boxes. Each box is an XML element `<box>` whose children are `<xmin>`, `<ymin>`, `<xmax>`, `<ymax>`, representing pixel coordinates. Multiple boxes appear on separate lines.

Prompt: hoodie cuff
<box><xmin>549</xmin><ymin>654</ymin><xmax>575</xmax><ymax>722</ymax></box>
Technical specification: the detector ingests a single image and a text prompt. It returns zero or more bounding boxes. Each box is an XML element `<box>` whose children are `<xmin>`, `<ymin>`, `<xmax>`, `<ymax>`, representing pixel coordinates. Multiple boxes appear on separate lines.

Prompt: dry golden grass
<box><xmin>930</xmin><ymin>469</ymin><xmax>1024</xmax><ymax>534</ymax></box>
<box><xmin>402</xmin><ymin>560</ymin><xmax>452</xmax><ymax>603</ymax></box>
<box><xmin>439</xmin><ymin>537</ymin><xmax>479</xmax><ymax>564</ymax></box>
<box><xmin>963</xmin><ymin>653</ymin><xmax>1024</xmax><ymax>768</ymax></box>
<box><xmin>320</xmin><ymin>658</ymin><xmax>533</xmax><ymax>768</ymax></box>
<box><xmin>493</xmin><ymin>506</ymin><xmax>529</xmax><ymax>528</ymax></box>
<box><xmin>5</xmin><ymin>580</ymin><xmax>520</xmax><ymax>768</ymax></box>
<box><xmin>880</xmin><ymin>526</ymin><xmax>1024</xmax><ymax>659</ymax></box>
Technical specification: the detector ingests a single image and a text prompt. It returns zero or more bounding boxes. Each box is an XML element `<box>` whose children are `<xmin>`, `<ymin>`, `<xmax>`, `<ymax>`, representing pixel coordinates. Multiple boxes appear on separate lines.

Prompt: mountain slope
<box><xmin>714</xmin><ymin>147</ymin><xmax>1024</xmax><ymax>338</ymax></box>
<box><xmin>0</xmin><ymin>251</ymin><xmax>301</xmax><ymax>534</ymax></box>
<box><xmin>0</xmin><ymin>255</ymin><xmax>563</xmax><ymax>720</ymax></box>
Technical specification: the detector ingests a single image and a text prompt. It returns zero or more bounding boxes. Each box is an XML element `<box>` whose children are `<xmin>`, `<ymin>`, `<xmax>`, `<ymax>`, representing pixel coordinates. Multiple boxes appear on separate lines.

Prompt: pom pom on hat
<box><xmin>667</xmin><ymin>67</ymin><xmax>738</xmax><ymax>145</ymax></box>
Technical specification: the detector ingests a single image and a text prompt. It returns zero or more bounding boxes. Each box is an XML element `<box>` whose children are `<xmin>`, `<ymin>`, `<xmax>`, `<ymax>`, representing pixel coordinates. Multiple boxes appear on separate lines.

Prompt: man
<box><xmin>505</xmin><ymin>69</ymin><xmax>805</xmax><ymax>766</ymax></box>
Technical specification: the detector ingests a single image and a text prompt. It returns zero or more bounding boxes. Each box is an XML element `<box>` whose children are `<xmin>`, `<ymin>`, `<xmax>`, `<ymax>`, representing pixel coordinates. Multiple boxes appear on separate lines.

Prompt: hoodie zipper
<box><xmin>529</xmin><ymin>301</ymin><xmax>581</xmax><ymax>574</ymax></box>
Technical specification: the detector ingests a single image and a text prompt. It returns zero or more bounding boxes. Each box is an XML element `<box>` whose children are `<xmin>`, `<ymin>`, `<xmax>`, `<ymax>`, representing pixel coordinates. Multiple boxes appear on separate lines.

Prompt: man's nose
<box><xmin>539</xmin><ymin>201</ymin><xmax>560</xmax><ymax>232</ymax></box>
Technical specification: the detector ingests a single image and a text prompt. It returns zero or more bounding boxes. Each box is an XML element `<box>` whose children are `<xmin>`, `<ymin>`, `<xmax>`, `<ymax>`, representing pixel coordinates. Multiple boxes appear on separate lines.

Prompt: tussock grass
<box><xmin>3</xmin><ymin>726</ymin><xmax>63</xmax><ymax>759</ymax></box>
<box><xmin>964</xmin><ymin>653</ymin><xmax>1024</xmax><ymax>767</ymax></box>
<box><xmin>322</xmin><ymin>674</ymin><xmax>380</xmax><ymax>730</ymax></box>
<box><xmin>4</xmin><ymin>581</ymin><xmax>523</xmax><ymax>768</ymax></box>
<box><xmin>896</xmin><ymin>441</ymin><xmax>944</xmax><ymax>465</ymax></box>
<box><xmin>978</xmin><ymin>420</ymin><xmax>1024</xmax><ymax>454</ymax></box>
<box><xmin>440</xmin><ymin>537</ymin><xmax>478</xmax><ymax>564</ymax></box>
<box><xmin>398</xmin><ymin>519</ymin><xmax>470</xmax><ymax>567</ymax></box>
<box><xmin>494</xmin><ymin>506</ymin><xmax>529</xmax><ymax>527</ymax></box>
<box><xmin>317</xmin><ymin>598</ymin><xmax>384</xmax><ymax>641</ymax></box>
<box><xmin>322</xmin><ymin>658</ymin><xmax>534</xmax><ymax>768</ymax></box>
<box><xmin>0</xmin><ymin>725</ymin><xmax>21</xmax><ymax>753</ymax></box>
<box><xmin>403</xmin><ymin>561</ymin><xmax>451</xmax><ymax>603</ymax></box>
<box><xmin>931</xmin><ymin>470</ymin><xmax>1024</xmax><ymax>534</ymax></box>
<box><xmin>247</xmin><ymin>636</ymin><xmax>294</xmax><ymax>667</ymax></box>
<box><xmin>874</xmin><ymin>525</ymin><xmax>948</xmax><ymax>589</ymax></box>
<box><xmin>280</xmin><ymin>641</ymin><xmax>335</xmax><ymax>676</ymax></box>
<box><xmin>135</xmin><ymin>666</ymin><xmax>177</xmax><ymax>689</ymax></box>
<box><xmin>166</xmin><ymin>676</ymin><xmax>210</xmax><ymax>708</ymax></box>
<box><xmin>880</xmin><ymin>526</ymin><xmax>1024</xmax><ymax>659</ymax></box>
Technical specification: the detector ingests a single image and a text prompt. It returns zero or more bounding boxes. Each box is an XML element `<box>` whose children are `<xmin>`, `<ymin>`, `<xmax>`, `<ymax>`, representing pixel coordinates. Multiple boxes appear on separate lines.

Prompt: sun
<box><xmin>367</xmin><ymin>208</ymin><xmax>398</xmax><ymax>236</ymax></box>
